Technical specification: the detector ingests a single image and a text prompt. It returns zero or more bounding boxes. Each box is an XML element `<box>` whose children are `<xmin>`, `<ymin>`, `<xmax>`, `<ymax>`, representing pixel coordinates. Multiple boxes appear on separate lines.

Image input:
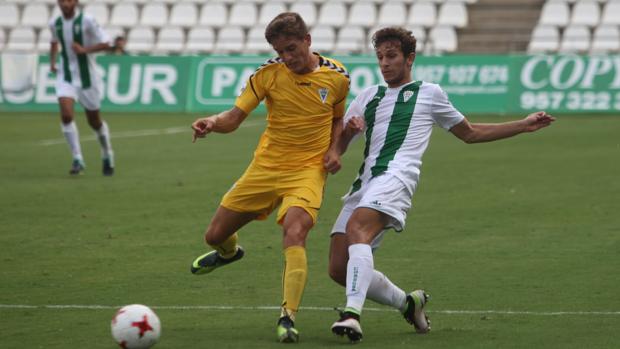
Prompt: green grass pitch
<box><xmin>0</xmin><ymin>112</ymin><xmax>619</xmax><ymax>348</ymax></box>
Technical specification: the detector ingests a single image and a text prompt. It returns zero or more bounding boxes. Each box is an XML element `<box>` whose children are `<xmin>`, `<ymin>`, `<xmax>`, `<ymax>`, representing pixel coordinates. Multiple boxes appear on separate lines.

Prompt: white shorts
<box><xmin>55</xmin><ymin>79</ymin><xmax>102</xmax><ymax>110</ymax></box>
<box><xmin>330</xmin><ymin>173</ymin><xmax>415</xmax><ymax>249</ymax></box>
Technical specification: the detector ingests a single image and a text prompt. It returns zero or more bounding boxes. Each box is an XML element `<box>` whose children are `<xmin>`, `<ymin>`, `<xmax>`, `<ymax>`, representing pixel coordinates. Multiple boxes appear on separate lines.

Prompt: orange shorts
<box><xmin>221</xmin><ymin>161</ymin><xmax>327</xmax><ymax>224</ymax></box>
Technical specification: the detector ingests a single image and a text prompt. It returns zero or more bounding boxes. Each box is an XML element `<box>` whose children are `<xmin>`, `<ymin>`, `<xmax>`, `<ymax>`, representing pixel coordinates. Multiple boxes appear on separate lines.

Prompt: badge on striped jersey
<box><xmin>403</xmin><ymin>90</ymin><xmax>414</xmax><ymax>103</ymax></box>
<box><xmin>318</xmin><ymin>88</ymin><xmax>329</xmax><ymax>103</ymax></box>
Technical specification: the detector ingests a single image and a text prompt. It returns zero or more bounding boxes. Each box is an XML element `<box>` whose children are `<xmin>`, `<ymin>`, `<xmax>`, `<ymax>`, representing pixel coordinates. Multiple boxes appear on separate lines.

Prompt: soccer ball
<box><xmin>111</xmin><ymin>304</ymin><xmax>161</xmax><ymax>349</ymax></box>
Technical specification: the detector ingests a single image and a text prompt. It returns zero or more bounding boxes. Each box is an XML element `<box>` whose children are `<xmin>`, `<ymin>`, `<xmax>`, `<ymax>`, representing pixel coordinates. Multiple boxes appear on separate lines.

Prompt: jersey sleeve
<box><xmin>430</xmin><ymin>84</ymin><xmax>465</xmax><ymax>130</ymax></box>
<box><xmin>49</xmin><ymin>19</ymin><xmax>58</xmax><ymax>43</ymax></box>
<box><xmin>234</xmin><ymin>67</ymin><xmax>271</xmax><ymax>114</ymax></box>
<box><xmin>333</xmin><ymin>97</ymin><xmax>346</xmax><ymax>119</ymax></box>
<box><xmin>332</xmin><ymin>76</ymin><xmax>349</xmax><ymax>119</ymax></box>
<box><xmin>342</xmin><ymin>92</ymin><xmax>366</xmax><ymax>144</ymax></box>
<box><xmin>86</xmin><ymin>15</ymin><xmax>111</xmax><ymax>46</ymax></box>
<box><xmin>331</xmin><ymin>60</ymin><xmax>350</xmax><ymax>119</ymax></box>
<box><xmin>343</xmin><ymin>94</ymin><xmax>364</xmax><ymax>124</ymax></box>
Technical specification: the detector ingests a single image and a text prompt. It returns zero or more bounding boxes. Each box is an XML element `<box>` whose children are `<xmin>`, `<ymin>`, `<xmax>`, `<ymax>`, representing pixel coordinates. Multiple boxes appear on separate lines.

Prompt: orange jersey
<box><xmin>235</xmin><ymin>54</ymin><xmax>350</xmax><ymax>170</ymax></box>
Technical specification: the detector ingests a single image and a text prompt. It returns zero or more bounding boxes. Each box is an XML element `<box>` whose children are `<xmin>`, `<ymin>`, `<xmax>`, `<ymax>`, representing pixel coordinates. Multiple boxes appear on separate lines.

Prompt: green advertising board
<box><xmin>1</xmin><ymin>54</ymin><xmax>619</xmax><ymax>114</ymax></box>
<box><xmin>187</xmin><ymin>56</ymin><xmax>265</xmax><ymax>112</ymax></box>
<box><xmin>512</xmin><ymin>55</ymin><xmax>620</xmax><ymax>112</ymax></box>
<box><xmin>0</xmin><ymin>55</ymin><xmax>192</xmax><ymax>112</ymax></box>
<box><xmin>412</xmin><ymin>55</ymin><xmax>511</xmax><ymax>113</ymax></box>
<box><xmin>186</xmin><ymin>55</ymin><xmax>512</xmax><ymax>114</ymax></box>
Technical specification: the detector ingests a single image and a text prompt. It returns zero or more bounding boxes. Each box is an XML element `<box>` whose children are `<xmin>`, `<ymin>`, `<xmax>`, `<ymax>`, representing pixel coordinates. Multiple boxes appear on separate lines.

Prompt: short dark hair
<box><xmin>372</xmin><ymin>27</ymin><xmax>417</xmax><ymax>57</ymax></box>
<box><xmin>264</xmin><ymin>12</ymin><xmax>308</xmax><ymax>44</ymax></box>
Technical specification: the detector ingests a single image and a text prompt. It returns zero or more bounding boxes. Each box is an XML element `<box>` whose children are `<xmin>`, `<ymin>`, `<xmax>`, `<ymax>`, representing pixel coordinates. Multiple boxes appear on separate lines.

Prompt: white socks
<box><xmin>345</xmin><ymin>243</ymin><xmax>408</xmax><ymax>314</ymax></box>
<box><xmin>345</xmin><ymin>243</ymin><xmax>374</xmax><ymax>313</ymax></box>
<box><xmin>95</xmin><ymin>121</ymin><xmax>114</xmax><ymax>165</ymax></box>
<box><xmin>367</xmin><ymin>270</ymin><xmax>407</xmax><ymax>313</ymax></box>
<box><xmin>61</xmin><ymin>121</ymin><xmax>83</xmax><ymax>161</ymax></box>
<box><xmin>61</xmin><ymin>120</ymin><xmax>114</xmax><ymax>166</ymax></box>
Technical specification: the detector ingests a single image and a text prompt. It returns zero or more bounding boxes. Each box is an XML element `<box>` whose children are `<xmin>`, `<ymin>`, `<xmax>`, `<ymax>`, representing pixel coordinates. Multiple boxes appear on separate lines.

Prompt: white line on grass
<box><xmin>1</xmin><ymin>304</ymin><xmax>618</xmax><ymax>316</ymax></box>
<box><xmin>37</xmin><ymin>121</ymin><xmax>262</xmax><ymax>146</ymax></box>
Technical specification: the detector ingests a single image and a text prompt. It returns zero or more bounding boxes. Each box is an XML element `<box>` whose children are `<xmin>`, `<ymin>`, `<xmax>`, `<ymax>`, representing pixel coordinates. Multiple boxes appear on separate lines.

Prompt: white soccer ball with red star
<box><xmin>111</xmin><ymin>304</ymin><xmax>161</xmax><ymax>349</ymax></box>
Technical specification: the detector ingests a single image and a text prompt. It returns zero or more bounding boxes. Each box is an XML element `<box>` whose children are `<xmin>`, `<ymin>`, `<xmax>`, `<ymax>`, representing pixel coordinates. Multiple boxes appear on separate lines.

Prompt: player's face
<box><xmin>58</xmin><ymin>0</ymin><xmax>78</xmax><ymax>17</ymax></box>
<box><xmin>375</xmin><ymin>40</ymin><xmax>415</xmax><ymax>87</ymax></box>
<box><xmin>270</xmin><ymin>35</ymin><xmax>313</xmax><ymax>75</ymax></box>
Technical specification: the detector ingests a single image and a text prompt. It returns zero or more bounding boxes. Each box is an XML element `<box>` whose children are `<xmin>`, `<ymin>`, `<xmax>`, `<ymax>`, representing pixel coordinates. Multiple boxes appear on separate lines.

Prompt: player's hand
<box><xmin>323</xmin><ymin>149</ymin><xmax>342</xmax><ymax>174</ymax></box>
<box><xmin>524</xmin><ymin>111</ymin><xmax>556</xmax><ymax>132</ymax></box>
<box><xmin>191</xmin><ymin>117</ymin><xmax>216</xmax><ymax>142</ymax></box>
<box><xmin>72</xmin><ymin>42</ymin><xmax>87</xmax><ymax>54</ymax></box>
<box><xmin>50</xmin><ymin>65</ymin><xmax>57</xmax><ymax>74</ymax></box>
<box><xmin>345</xmin><ymin>116</ymin><xmax>365</xmax><ymax>135</ymax></box>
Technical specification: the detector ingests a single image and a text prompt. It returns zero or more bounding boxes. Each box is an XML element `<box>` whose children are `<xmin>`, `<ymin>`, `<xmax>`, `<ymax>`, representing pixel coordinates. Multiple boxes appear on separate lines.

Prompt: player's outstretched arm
<box><xmin>521</xmin><ymin>111</ymin><xmax>556</xmax><ymax>132</ymax></box>
<box><xmin>192</xmin><ymin>106</ymin><xmax>248</xmax><ymax>142</ymax></box>
<box><xmin>71</xmin><ymin>42</ymin><xmax>111</xmax><ymax>55</ymax></box>
<box><xmin>50</xmin><ymin>42</ymin><xmax>58</xmax><ymax>74</ymax></box>
<box><xmin>450</xmin><ymin>111</ymin><xmax>556</xmax><ymax>144</ymax></box>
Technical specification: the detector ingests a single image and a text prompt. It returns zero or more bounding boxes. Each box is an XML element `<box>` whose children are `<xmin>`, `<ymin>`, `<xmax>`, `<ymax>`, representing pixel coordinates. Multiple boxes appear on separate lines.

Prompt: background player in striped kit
<box><xmin>49</xmin><ymin>0</ymin><xmax>114</xmax><ymax>176</ymax></box>
<box><xmin>329</xmin><ymin>27</ymin><xmax>555</xmax><ymax>342</ymax></box>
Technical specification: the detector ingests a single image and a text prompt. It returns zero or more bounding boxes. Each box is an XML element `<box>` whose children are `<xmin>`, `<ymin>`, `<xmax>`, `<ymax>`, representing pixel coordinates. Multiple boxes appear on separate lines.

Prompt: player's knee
<box><xmin>345</xmin><ymin>220</ymin><xmax>368</xmax><ymax>244</ymax></box>
<box><xmin>283</xmin><ymin>224</ymin><xmax>310</xmax><ymax>245</ymax></box>
<box><xmin>60</xmin><ymin>114</ymin><xmax>73</xmax><ymax>124</ymax></box>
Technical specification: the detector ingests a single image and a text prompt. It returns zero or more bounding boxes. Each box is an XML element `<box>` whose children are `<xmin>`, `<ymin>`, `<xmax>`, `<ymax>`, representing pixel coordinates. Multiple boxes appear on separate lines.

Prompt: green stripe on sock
<box><xmin>344</xmin><ymin>307</ymin><xmax>361</xmax><ymax>316</ymax></box>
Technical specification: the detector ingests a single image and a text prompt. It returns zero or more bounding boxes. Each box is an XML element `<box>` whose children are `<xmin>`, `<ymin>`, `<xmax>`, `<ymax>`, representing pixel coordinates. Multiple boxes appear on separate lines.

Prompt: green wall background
<box><xmin>1</xmin><ymin>54</ymin><xmax>619</xmax><ymax>114</ymax></box>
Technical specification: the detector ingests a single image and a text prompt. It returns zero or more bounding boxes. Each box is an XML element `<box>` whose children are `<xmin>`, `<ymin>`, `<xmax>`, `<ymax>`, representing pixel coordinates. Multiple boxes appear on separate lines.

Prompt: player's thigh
<box><xmin>331</xmin><ymin>187</ymin><xmax>390</xmax><ymax>246</ymax></box>
<box><xmin>346</xmin><ymin>207</ymin><xmax>389</xmax><ymax>245</ymax></box>
<box><xmin>220</xmin><ymin>163</ymin><xmax>280</xmax><ymax>221</ymax></box>
<box><xmin>276</xmin><ymin>167</ymin><xmax>327</xmax><ymax>225</ymax></box>
<box><xmin>357</xmin><ymin>174</ymin><xmax>413</xmax><ymax>233</ymax></box>
<box><xmin>205</xmin><ymin>206</ymin><xmax>258</xmax><ymax>245</ymax></box>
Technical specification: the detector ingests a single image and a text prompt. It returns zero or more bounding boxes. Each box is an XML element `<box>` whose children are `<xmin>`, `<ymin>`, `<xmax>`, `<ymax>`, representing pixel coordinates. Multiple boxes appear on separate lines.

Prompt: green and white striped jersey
<box><xmin>48</xmin><ymin>11</ymin><xmax>110</xmax><ymax>89</ymax></box>
<box><xmin>345</xmin><ymin>81</ymin><xmax>465</xmax><ymax>196</ymax></box>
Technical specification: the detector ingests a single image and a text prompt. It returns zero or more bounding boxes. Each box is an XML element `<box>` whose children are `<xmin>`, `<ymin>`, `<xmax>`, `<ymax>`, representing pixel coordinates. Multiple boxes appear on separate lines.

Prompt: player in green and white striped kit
<box><xmin>329</xmin><ymin>27</ymin><xmax>556</xmax><ymax>342</ymax></box>
<box><xmin>49</xmin><ymin>0</ymin><xmax>114</xmax><ymax>176</ymax></box>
